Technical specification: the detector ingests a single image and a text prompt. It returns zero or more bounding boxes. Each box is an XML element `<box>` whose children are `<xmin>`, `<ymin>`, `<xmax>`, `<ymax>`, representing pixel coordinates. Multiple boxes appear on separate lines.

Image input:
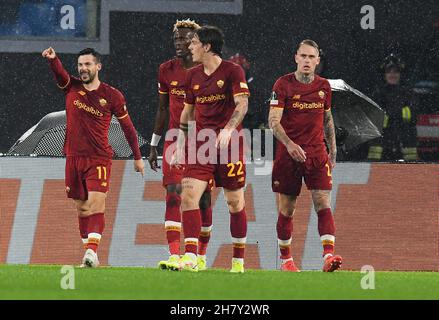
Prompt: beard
<box><xmin>80</xmin><ymin>71</ymin><xmax>95</xmax><ymax>84</ymax></box>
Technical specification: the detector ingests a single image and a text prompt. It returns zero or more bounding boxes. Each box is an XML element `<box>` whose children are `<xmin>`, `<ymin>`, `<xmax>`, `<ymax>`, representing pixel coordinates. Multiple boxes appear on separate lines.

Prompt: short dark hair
<box><xmin>296</xmin><ymin>39</ymin><xmax>320</xmax><ymax>56</ymax></box>
<box><xmin>77</xmin><ymin>48</ymin><xmax>101</xmax><ymax>63</ymax></box>
<box><xmin>195</xmin><ymin>25</ymin><xmax>225</xmax><ymax>56</ymax></box>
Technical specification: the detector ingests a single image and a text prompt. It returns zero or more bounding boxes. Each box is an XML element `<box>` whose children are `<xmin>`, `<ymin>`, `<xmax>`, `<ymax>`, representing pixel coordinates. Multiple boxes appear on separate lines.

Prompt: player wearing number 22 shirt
<box><xmin>174</xmin><ymin>26</ymin><xmax>250</xmax><ymax>273</ymax></box>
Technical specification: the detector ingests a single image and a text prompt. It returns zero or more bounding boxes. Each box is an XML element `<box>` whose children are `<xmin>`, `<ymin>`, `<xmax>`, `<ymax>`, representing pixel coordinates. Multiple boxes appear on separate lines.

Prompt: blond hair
<box><xmin>173</xmin><ymin>18</ymin><xmax>201</xmax><ymax>32</ymax></box>
<box><xmin>296</xmin><ymin>39</ymin><xmax>320</xmax><ymax>56</ymax></box>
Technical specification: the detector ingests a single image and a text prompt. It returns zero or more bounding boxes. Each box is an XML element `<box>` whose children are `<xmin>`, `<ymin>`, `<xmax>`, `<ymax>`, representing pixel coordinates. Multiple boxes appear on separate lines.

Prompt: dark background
<box><xmin>1</xmin><ymin>0</ymin><xmax>438</xmax><ymax>156</ymax></box>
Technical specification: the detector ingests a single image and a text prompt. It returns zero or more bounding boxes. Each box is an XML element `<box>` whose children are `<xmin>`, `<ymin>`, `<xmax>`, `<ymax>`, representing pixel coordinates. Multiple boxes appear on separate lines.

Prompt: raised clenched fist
<box><xmin>42</xmin><ymin>47</ymin><xmax>56</xmax><ymax>59</ymax></box>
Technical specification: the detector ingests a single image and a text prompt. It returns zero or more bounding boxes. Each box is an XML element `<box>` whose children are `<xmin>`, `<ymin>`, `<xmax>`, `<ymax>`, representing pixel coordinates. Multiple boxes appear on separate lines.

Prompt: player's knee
<box><xmin>76</xmin><ymin>203</ymin><xmax>90</xmax><ymax>217</ymax></box>
<box><xmin>313</xmin><ymin>197</ymin><xmax>330</xmax><ymax>213</ymax></box>
<box><xmin>279</xmin><ymin>200</ymin><xmax>296</xmax><ymax>216</ymax></box>
<box><xmin>180</xmin><ymin>196</ymin><xmax>199</xmax><ymax>211</ymax></box>
<box><xmin>280</xmin><ymin>207</ymin><xmax>295</xmax><ymax>217</ymax></box>
<box><xmin>76</xmin><ymin>207</ymin><xmax>89</xmax><ymax>217</ymax></box>
<box><xmin>227</xmin><ymin>198</ymin><xmax>244</xmax><ymax>213</ymax></box>
<box><xmin>314</xmin><ymin>203</ymin><xmax>330</xmax><ymax>214</ymax></box>
<box><xmin>89</xmin><ymin>200</ymin><xmax>106</xmax><ymax>214</ymax></box>
<box><xmin>279</xmin><ymin>196</ymin><xmax>297</xmax><ymax>216</ymax></box>
<box><xmin>312</xmin><ymin>192</ymin><xmax>331</xmax><ymax>213</ymax></box>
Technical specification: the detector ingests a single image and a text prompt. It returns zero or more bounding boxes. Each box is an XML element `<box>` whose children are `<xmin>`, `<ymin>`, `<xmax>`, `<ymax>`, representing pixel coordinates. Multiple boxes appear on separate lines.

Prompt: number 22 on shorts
<box><xmin>227</xmin><ymin>161</ymin><xmax>244</xmax><ymax>177</ymax></box>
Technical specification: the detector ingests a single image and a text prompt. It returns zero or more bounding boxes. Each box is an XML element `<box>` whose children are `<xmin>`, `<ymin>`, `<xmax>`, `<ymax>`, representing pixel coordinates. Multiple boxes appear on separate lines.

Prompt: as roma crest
<box><xmin>99</xmin><ymin>98</ymin><xmax>108</xmax><ymax>106</ymax></box>
<box><xmin>318</xmin><ymin>91</ymin><xmax>325</xmax><ymax>99</ymax></box>
<box><xmin>217</xmin><ymin>80</ymin><xmax>224</xmax><ymax>88</ymax></box>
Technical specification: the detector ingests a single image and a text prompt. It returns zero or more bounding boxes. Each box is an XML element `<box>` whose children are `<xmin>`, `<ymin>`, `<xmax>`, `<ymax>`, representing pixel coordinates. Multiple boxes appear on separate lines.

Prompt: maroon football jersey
<box><xmin>50</xmin><ymin>57</ymin><xmax>129</xmax><ymax>159</ymax></box>
<box><xmin>184</xmin><ymin>60</ymin><xmax>250</xmax><ymax>133</ymax></box>
<box><xmin>270</xmin><ymin>73</ymin><xmax>332</xmax><ymax>156</ymax></box>
<box><xmin>158</xmin><ymin>58</ymin><xmax>191</xmax><ymax>130</ymax></box>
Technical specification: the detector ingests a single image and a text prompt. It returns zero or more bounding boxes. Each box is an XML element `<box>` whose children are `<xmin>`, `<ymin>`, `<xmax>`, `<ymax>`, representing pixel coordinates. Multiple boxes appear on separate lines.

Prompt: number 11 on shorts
<box><xmin>325</xmin><ymin>163</ymin><xmax>332</xmax><ymax>177</ymax></box>
<box><xmin>97</xmin><ymin>166</ymin><xmax>107</xmax><ymax>180</ymax></box>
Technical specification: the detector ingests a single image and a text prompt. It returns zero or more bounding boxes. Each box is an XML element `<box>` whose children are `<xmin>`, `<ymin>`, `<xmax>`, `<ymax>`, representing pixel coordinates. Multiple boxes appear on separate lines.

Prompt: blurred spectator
<box><xmin>367</xmin><ymin>54</ymin><xmax>418</xmax><ymax>161</ymax></box>
<box><xmin>411</xmin><ymin>22</ymin><xmax>439</xmax><ymax>160</ymax></box>
<box><xmin>228</xmin><ymin>52</ymin><xmax>253</xmax><ymax>83</ymax></box>
<box><xmin>226</xmin><ymin>50</ymin><xmax>265</xmax><ymax>129</ymax></box>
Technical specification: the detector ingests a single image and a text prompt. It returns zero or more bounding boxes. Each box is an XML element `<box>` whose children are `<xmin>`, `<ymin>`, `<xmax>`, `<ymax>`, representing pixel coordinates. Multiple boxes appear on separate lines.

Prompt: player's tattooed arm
<box><xmin>268</xmin><ymin>107</ymin><xmax>290</xmax><ymax>146</ymax></box>
<box><xmin>225</xmin><ymin>94</ymin><xmax>249</xmax><ymax>130</ymax></box>
<box><xmin>216</xmin><ymin>94</ymin><xmax>249</xmax><ymax>149</ymax></box>
<box><xmin>269</xmin><ymin>107</ymin><xmax>307</xmax><ymax>162</ymax></box>
<box><xmin>324</xmin><ymin>110</ymin><xmax>337</xmax><ymax>168</ymax></box>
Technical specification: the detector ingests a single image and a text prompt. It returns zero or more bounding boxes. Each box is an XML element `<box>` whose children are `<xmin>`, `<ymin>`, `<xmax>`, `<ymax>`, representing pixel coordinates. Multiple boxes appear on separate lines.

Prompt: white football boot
<box><xmin>82</xmin><ymin>249</ymin><xmax>100</xmax><ymax>268</ymax></box>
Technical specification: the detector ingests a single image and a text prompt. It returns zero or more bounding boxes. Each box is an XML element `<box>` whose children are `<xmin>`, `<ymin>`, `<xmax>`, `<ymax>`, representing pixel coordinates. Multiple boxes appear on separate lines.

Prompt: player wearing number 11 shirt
<box><xmin>42</xmin><ymin>47</ymin><xmax>144</xmax><ymax>268</ymax></box>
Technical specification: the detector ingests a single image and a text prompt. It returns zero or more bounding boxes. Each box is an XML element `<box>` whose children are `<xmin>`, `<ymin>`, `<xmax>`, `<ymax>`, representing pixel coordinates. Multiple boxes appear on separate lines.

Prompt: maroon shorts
<box><xmin>185</xmin><ymin>162</ymin><xmax>246</xmax><ymax>190</ymax></box>
<box><xmin>184</xmin><ymin>142</ymin><xmax>246</xmax><ymax>190</ymax></box>
<box><xmin>162</xmin><ymin>140</ymin><xmax>184</xmax><ymax>187</ymax></box>
<box><xmin>272</xmin><ymin>152</ymin><xmax>332</xmax><ymax>196</ymax></box>
<box><xmin>65</xmin><ymin>156</ymin><xmax>112</xmax><ymax>200</ymax></box>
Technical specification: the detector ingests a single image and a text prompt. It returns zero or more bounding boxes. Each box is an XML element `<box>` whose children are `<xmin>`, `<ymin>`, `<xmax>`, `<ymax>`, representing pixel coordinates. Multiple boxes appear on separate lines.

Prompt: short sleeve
<box><xmin>111</xmin><ymin>88</ymin><xmax>129</xmax><ymax>119</ymax></box>
<box><xmin>269</xmin><ymin>78</ymin><xmax>286</xmax><ymax>108</ymax></box>
<box><xmin>184</xmin><ymin>69</ymin><xmax>195</xmax><ymax>105</ymax></box>
<box><xmin>324</xmin><ymin>80</ymin><xmax>332</xmax><ymax>111</ymax></box>
<box><xmin>158</xmin><ymin>64</ymin><xmax>169</xmax><ymax>95</ymax></box>
<box><xmin>230</xmin><ymin>65</ymin><xmax>250</xmax><ymax>97</ymax></box>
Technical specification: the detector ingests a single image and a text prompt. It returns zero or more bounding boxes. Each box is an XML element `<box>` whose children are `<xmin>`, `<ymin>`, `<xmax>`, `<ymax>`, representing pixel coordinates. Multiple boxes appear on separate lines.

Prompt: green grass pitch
<box><xmin>0</xmin><ymin>265</ymin><xmax>437</xmax><ymax>300</ymax></box>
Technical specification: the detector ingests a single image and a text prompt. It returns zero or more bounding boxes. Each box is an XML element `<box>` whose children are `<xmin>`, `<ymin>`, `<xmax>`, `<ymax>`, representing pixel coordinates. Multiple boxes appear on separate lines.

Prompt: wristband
<box><xmin>180</xmin><ymin>123</ymin><xmax>188</xmax><ymax>132</ymax></box>
<box><xmin>150</xmin><ymin>133</ymin><xmax>161</xmax><ymax>146</ymax></box>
